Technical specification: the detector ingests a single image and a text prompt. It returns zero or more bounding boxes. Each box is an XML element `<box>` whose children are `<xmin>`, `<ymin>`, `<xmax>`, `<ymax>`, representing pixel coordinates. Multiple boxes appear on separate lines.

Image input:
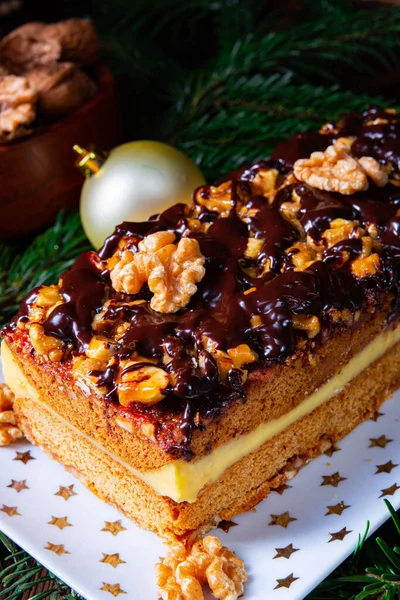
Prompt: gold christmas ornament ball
<box><xmin>78</xmin><ymin>141</ymin><xmax>206</xmax><ymax>248</ymax></box>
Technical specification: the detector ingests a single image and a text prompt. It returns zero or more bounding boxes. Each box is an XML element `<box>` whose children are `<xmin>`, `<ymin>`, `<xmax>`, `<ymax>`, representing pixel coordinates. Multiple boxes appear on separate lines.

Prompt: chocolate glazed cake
<box><xmin>3</xmin><ymin>106</ymin><xmax>400</xmax><ymax>541</ymax></box>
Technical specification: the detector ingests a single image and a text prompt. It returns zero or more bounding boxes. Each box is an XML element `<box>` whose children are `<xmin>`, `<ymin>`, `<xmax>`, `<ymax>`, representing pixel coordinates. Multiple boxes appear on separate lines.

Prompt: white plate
<box><xmin>1</xmin><ymin>362</ymin><xmax>400</xmax><ymax>600</ymax></box>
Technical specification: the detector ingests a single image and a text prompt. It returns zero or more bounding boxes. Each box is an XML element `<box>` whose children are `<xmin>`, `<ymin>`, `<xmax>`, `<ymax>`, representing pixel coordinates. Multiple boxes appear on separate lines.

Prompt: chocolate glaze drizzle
<box><xmin>8</xmin><ymin>106</ymin><xmax>400</xmax><ymax>457</ymax></box>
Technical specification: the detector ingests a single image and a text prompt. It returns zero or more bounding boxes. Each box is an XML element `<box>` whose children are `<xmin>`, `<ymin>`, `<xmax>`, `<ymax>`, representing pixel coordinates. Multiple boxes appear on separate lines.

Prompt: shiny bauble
<box><xmin>79</xmin><ymin>140</ymin><xmax>206</xmax><ymax>248</ymax></box>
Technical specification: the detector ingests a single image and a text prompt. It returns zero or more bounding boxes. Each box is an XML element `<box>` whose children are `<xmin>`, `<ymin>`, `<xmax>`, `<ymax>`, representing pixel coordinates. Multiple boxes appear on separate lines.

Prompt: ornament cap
<box><xmin>73</xmin><ymin>144</ymin><xmax>105</xmax><ymax>178</ymax></box>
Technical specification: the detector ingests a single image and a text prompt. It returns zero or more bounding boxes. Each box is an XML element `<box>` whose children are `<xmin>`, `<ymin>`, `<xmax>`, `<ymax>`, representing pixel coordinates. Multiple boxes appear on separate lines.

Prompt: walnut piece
<box><xmin>201</xmin><ymin>336</ymin><xmax>256</xmax><ymax>382</ymax></box>
<box><xmin>29</xmin><ymin>323</ymin><xmax>64</xmax><ymax>362</ymax></box>
<box><xmin>117</xmin><ymin>361</ymin><xmax>169</xmax><ymax>407</ymax></box>
<box><xmin>287</xmin><ymin>241</ymin><xmax>319</xmax><ymax>271</ymax></box>
<box><xmin>27</xmin><ymin>62</ymin><xmax>95</xmax><ymax>119</ymax></box>
<box><xmin>195</xmin><ymin>182</ymin><xmax>234</xmax><ymax>217</ymax></box>
<box><xmin>227</xmin><ymin>344</ymin><xmax>258</xmax><ymax>369</ymax></box>
<box><xmin>292</xmin><ymin>314</ymin><xmax>321</xmax><ymax>338</ymax></box>
<box><xmin>0</xmin><ymin>18</ymin><xmax>99</xmax><ymax>130</ymax></box>
<box><xmin>351</xmin><ymin>237</ymin><xmax>381</xmax><ymax>278</ymax></box>
<box><xmin>251</xmin><ymin>167</ymin><xmax>280</xmax><ymax>199</ymax></box>
<box><xmin>110</xmin><ymin>231</ymin><xmax>206</xmax><ymax>313</ymax></box>
<box><xmin>321</xmin><ymin>218</ymin><xmax>363</xmax><ymax>249</ymax></box>
<box><xmin>85</xmin><ymin>336</ymin><xmax>114</xmax><ymax>363</ymax></box>
<box><xmin>0</xmin><ymin>18</ymin><xmax>99</xmax><ymax>72</ymax></box>
<box><xmin>0</xmin><ymin>28</ymin><xmax>61</xmax><ymax>73</ymax></box>
<box><xmin>0</xmin><ymin>384</ymin><xmax>24</xmax><ymax>446</ymax></box>
<box><xmin>155</xmin><ymin>536</ymin><xmax>247</xmax><ymax>600</ymax></box>
<box><xmin>244</xmin><ymin>237</ymin><xmax>263</xmax><ymax>260</ymax></box>
<box><xmin>352</xmin><ymin>253</ymin><xmax>380</xmax><ymax>278</ymax></box>
<box><xmin>25</xmin><ymin>285</ymin><xmax>66</xmax><ymax>362</ymax></box>
<box><xmin>43</xmin><ymin>19</ymin><xmax>100</xmax><ymax>66</ymax></box>
<box><xmin>294</xmin><ymin>141</ymin><xmax>388</xmax><ymax>194</ymax></box>
<box><xmin>0</xmin><ymin>75</ymin><xmax>37</xmax><ymax>141</ymax></box>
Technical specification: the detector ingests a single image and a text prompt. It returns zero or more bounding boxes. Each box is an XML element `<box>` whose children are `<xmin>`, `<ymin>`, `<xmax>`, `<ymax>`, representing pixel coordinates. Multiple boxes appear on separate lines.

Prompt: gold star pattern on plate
<box><xmin>328</xmin><ymin>527</ymin><xmax>352</xmax><ymax>543</ymax></box>
<box><xmin>217</xmin><ymin>520</ymin><xmax>238</xmax><ymax>533</ymax></box>
<box><xmin>370</xmin><ymin>411</ymin><xmax>384</xmax><ymax>422</ymax></box>
<box><xmin>324</xmin><ymin>444</ymin><xmax>341</xmax><ymax>457</ymax></box>
<box><xmin>274</xmin><ymin>573</ymin><xmax>299</xmax><ymax>589</ymax></box>
<box><xmin>369</xmin><ymin>435</ymin><xmax>392</xmax><ymax>449</ymax></box>
<box><xmin>101</xmin><ymin>520</ymin><xmax>127</xmax><ymax>536</ymax></box>
<box><xmin>44</xmin><ymin>542</ymin><xmax>70</xmax><ymax>556</ymax></box>
<box><xmin>375</xmin><ymin>460</ymin><xmax>398</xmax><ymax>474</ymax></box>
<box><xmin>325</xmin><ymin>501</ymin><xmax>351</xmax><ymax>516</ymax></box>
<box><xmin>379</xmin><ymin>483</ymin><xmax>400</xmax><ymax>498</ymax></box>
<box><xmin>273</xmin><ymin>544</ymin><xmax>299</xmax><ymax>560</ymax></box>
<box><xmin>321</xmin><ymin>472</ymin><xmax>347</xmax><ymax>488</ymax></box>
<box><xmin>269</xmin><ymin>511</ymin><xmax>296</xmax><ymax>528</ymax></box>
<box><xmin>55</xmin><ymin>485</ymin><xmax>77</xmax><ymax>501</ymax></box>
<box><xmin>100</xmin><ymin>553</ymin><xmax>126</xmax><ymax>569</ymax></box>
<box><xmin>100</xmin><ymin>583</ymin><xmax>127</xmax><ymax>596</ymax></box>
<box><xmin>273</xmin><ymin>483</ymin><xmax>292</xmax><ymax>495</ymax></box>
<box><xmin>48</xmin><ymin>516</ymin><xmax>72</xmax><ymax>530</ymax></box>
<box><xmin>7</xmin><ymin>479</ymin><xmax>29</xmax><ymax>493</ymax></box>
<box><xmin>0</xmin><ymin>504</ymin><xmax>21</xmax><ymax>517</ymax></box>
<box><xmin>13</xmin><ymin>450</ymin><xmax>35</xmax><ymax>464</ymax></box>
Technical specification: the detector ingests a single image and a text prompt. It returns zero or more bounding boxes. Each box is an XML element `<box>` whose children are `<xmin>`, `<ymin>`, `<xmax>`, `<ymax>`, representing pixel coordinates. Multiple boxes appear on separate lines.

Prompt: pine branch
<box><xmin>307</xmin><ymin>501</ymin><xmax>400</xmax><ymax>599</ymax></box>
<box><xmin>0</xmin><ymin>211</ymin><xmax>91</xmax><ymax>329</ymax></box>
<box><xmin>0</xmin><ymin>531</ymin><xmax>82</xmax><ymax>600</ymax></box>
<box><xmin>175</xmin><ymin>81</ymin><xmax>397</xmax><ymax>180</ymax></box>
<box><xmin>163</xmin><ymin>7</ymin><xmax>400</xmax><ymax>136</ymax></box>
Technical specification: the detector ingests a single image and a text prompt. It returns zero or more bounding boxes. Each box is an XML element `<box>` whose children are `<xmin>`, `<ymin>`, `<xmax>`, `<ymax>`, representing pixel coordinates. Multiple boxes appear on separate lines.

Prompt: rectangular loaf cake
<box><xmin>3</xmin><ymin>106</ymin><xmax>400</xmax><ymax>541</ymax></box>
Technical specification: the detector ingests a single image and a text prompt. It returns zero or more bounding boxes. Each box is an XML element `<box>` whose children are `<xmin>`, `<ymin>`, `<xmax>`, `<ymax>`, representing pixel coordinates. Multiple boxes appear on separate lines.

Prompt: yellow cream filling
<box><xmin>2</xmin><ymin>326</ymin><xmax>400</xmax><ymax>503</ymax></box>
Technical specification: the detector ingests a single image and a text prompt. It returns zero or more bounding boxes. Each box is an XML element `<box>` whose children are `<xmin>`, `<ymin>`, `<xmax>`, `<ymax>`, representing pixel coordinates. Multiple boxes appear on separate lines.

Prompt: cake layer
<box><xmin>2</xmin><ymin>303</ymin><xmax>394</xmax><ymax>478</ymax></box>
<box><xmin>13</xmin><ymin>336</ymin><xmax>400</xmax><ymax>539</ymax></box>
<box><xmin>4</xmin><ymin>321</ymin><xmax>400</xmax><ymax>502</ymax></box>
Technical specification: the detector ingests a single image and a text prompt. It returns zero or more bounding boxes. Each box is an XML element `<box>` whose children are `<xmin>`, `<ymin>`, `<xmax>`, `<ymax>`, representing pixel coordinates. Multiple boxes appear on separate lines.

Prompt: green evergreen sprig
<box><xmin>308</xmin><ymin>502</ymin><xmax>400</xmax><ymax>600</ymax></box>
<box><xmin>173</xmin><ymin>82</ymin><xmax>397</xmax><ymax>179</ymax></box>
<box><xmin>0</xmin><ymin>531</ymin><xmax>82</xmax><ymax>600</ymax></box>
<box><xmin>93</xmin><ymin>2</ymin><xmax>400</xmax><ymax>143</ymax></box>
<box><xmin>0</xmin><ymin>211</ymin><xmax>91</xmax><ymax>328</ymax></box>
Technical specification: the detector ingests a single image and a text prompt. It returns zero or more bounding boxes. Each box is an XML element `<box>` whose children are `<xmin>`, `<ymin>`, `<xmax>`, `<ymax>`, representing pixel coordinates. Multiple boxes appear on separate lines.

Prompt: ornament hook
<box><xmin>73</xmin><ymin>144</ymin><xmax>104</xmax><ymax>178</ymax></box>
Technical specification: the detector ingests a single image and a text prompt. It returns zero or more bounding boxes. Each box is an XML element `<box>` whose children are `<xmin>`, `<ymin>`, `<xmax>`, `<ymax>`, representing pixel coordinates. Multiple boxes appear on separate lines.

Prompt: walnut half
<box><xmin>294</xmin><ymin>141</ymin><xmax>388</xmax><ymax>195</ymax></box>
<box><xmin>110</xmin><ymin>231</ymin><xmax>206</xmax><ymax>313</ymax></box>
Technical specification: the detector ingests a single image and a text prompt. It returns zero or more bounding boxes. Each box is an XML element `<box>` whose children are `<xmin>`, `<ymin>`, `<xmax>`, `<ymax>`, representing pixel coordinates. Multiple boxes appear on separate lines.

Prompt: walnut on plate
<box><xmin>294</xmin><ymin>141</ymin><xmax>388</xmax><ymax>194</ymax></box>
<box><xmin>155</xmin><ymin>535</ymin><xmax>247</xmax><ymax>600</ymax></box>
<box><xmin>110</xmin><ymin>231</ymin><xmax>206</xmax><ymax>313</ymax></box>
<box><xmin>0</xmin><ymin>384</ymin><xmax>24</xmax><ymax>446</ymax></box>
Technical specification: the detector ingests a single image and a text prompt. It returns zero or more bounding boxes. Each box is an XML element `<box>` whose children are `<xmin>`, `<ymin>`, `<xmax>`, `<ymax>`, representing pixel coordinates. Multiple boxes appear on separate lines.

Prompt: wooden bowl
<box><xmin>0</xmin><ymin>65</ymin><xmax>122</xmax><ymax>241</ymax></box>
